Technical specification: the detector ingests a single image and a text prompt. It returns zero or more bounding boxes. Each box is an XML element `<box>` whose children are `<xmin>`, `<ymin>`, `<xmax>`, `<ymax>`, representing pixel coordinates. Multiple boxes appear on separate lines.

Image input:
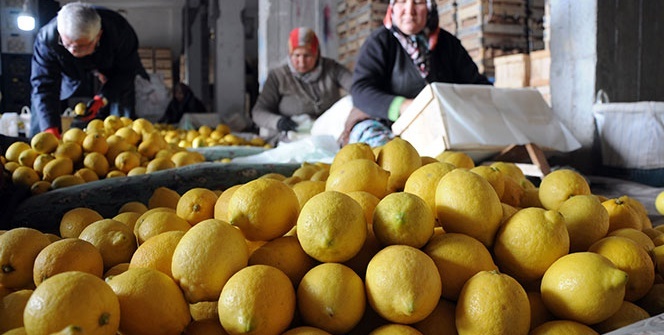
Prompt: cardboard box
<box><xmin>391</xmin><ymin>83</ymin><xmax>581</xmax><ymax>161</ymax></box>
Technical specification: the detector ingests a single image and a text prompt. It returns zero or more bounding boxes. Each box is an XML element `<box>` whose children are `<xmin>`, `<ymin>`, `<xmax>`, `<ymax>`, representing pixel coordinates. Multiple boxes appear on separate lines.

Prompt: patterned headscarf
<box><xmin>384</xmin><ymin>0</ymin><xmax>440</xmax><ymax>77</ymax></box>
<box><xmin>288</xmin><ymin>27</ymin><xmax>320</xmax><ymax>57</ymax></box>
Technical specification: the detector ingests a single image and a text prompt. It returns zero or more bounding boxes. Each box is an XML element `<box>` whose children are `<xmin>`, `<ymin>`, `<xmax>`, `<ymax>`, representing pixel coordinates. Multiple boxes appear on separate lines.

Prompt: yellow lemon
<box><xmin>291</xmin><ymin>163</ymin><xmax>319</xmax><ymax>180</ymax></box>
<box><xmin>51</xmin><ymin>174</ymin><xmax>86</xmax><ymax>190</ymax></box>
<box><xmin>32</xmin><ymin>153</ymin><xmax>55</xmax><ymax>175</ymax></box>
<box><xmin>635</xmin><ymin>282</ymin><xmax>664</xmax><ymax>316</ymax></box>
<box><xmin>117</xmin><ymin>201</ymin><xmax>148</xmax><ymax>215</ymax></box>
<box><xmin>248</xmin><ymin>235</ymin><xmax>317</xmax><ymax>287</ymax></box>
<box><xmin>148</xmin><ymin>186</ymin><xmax>181</xmax><ymax>210</ymax></box>
<box><xmin>83</xmin><ymin>152</ymin><xmax>110</xmax><ymax>178</ymax></box>
<box><xmin>11</xmin><ymin>166</ymin><xmax>40</xmax><ymax>189</ymax></box>
<box><xmin>656</xmin><ymin>191</ymin><xmax>664</xmax><ymax>215</ymax></box>
<box><xmin>146</xmin><ymin>156</ymin><xmax>176</xmax><ymax>173</ymax></box>
<box><xmin>456</xmin><ymin>270</ymin><xmax>530</xmax><ymax>335</ymax></box>
<box><xmin>23</xmin><ymin>271</ymin><xmax>120</xmax><ymax>335</ymax></box>
<box><xmin>436</xmin><ymin>150</ymin><xmax>475</xmax><ymax>169</ymax></box>
<box><xmin>32</xmin><ymin>238</ymin><xmax>104</xmax><ymax>286</ymax></box>
<box><xmin>228</xmin><ymin>178</ymin><xmax>299</xmax><ymax>241</ymax></box>
<box><xmin>403</xmin><ymin>161</ymin><xmax>456</xmax><ymax>217</ymax></box>
<box><xmin>342</xmin><ymin>227</ymin><xmax>381</xmax><ymax>280</ymax></box>
<box><xmin>114</xmin><ymin>151</ymin><xmax>141</xmax><ymax>173</ymax></box>
<box><xmin>369</xmin><ymin>324</ymin><xmax>423</xmax><ymax>335</ymax></box>
<box><xmin>609</xmin><ymin>227</ymin><xmax>656</xmax><ymax>253</ymax></box>
<box><xmin>435</xmin><ymin>168</ymin><xmax>502</xmax><ymax>247</ymax></box>
<box><xmin>530</xmin><ymin>320</ymin><xmax>599</xmax><ymax>335</ymax></box>
<box><xmin>588</xmin><ymin>236</ymin><xmax>655</xmax><ymax>302</ymax></box>
<box><xmin>106</xmin><ymin>267</ymin><xmax>191</xmax><ymax>335</ymax></box>
<box><xmin>376</xmin><ymin>137</ymin><xmax>422</xmax><ymax>192</ymax></box>
<box><xmin>31</xmin><ymin>131</ymin><xmax>59</xmax><ymax>154</ymax></box>
<box><xmin>329</xmin><ymin>142</ymin><xmax>375</xmax><ymax>173</ymax></box>
<box><xmin>0</xmin><ymin>227</ymin><xmax>51</xmax><ymax>290</ymax></box>
<box><xmin>527</xmin><ymin>290</ymin><xmax>555</xmax><ymax>331</ymax></box>
<box><xmin>30</xmin><ymin>180</ymin><xmax>51</xmax><ymax>195</ymax></box>
<box><xmin>176</xmin><ymin>188</ymin><xmax>218</xmax><ymax>226</ymax></box>
<box><xmin>412</xmin><ymin>298</ymin><xmax>457</xmax><ymax>335</ymax></box>
<box><xmin>17</xmin><ymin>148</ymin><xmax>38</xmax><ymax>167</ymax></box>
<box><xmin>212</xmin><ymin>184</ymin><xmax>242</xmax><ymax>221</ymax></box>
<box><xmin>494</xmin><ymin>207</ymin><xmax>570</xmax><ymax>283</ymax></box>
<box><xmin>592</xmin><ymin>300</ymin><xmax>649</xmax><ymax>334</ymax></box>
<box><xmin>259</xmin><ymin>172</ymin><xmax>287</xmax><ymax>181</ymax></box>
<box><xmin>62</xmin><ymin>127</ymin><xmax>86</xmax><ymax>145</ymax></box>
<box><xmin>81</xmin><ymin>132</ymin><xmax>109</xmax><ymax>155</ymax></box>
<box><xmin>291</xmin><ymin>180</ymin><xmax>326</xmax><ymax>209</ymax></box>
<box><xmin>74</xmin><ymin>167</ymin><xmax>100</xmax><ymax>183</ymax></box>
<box><xmin>103</xmin><ymin>263</ymin><xmax>129</xmax><ymax>278</ymax></box>
<box><xmin>325</xmin><ymin>158</ymin><xmax>390</xmax><ymax>199</ymax></box>
<box><xmin>500</xmin><ymin>173</ymin><xmax>526</xmax><ymax>207</ymax></box>
<box><xmin>296</xmin><ymin>191</ymin><xmax>367</xmax><ymax>263</ymax></box>
<box><xmin>282</xmin><ymin>326</ymin><xmax>332</xmax><ymax>335</ymax></box>
<box><xmin>423</xmin><ymin>232</ymin><xmax>498</xmax><ymax>301</ymax></box>
<box><xmin>134</xmin><ymin>210</ymin><xmax>191</xmax><ymax>245</ymax></box>
<box><xmin>538</xmin><ymin>168</ymin><xmax>591</xmax><ymax>210</ymax></box>
<box><xmin>171</xmin><ymin>219</ymin><xmax>249</xmax><ymax>303</ymax></box>
<box><xmin>602</xmin><ymin>196</ymin><xmax>643</xmax><ymax>232</ymax></box>
<box><xmin>59</xmin><ymin>207</ymin><xmax>104</xmax><ymax>238</ymax></box>
<box><xmin>42</xmin><ymin>157</ymin><xmax>74</xmax><ymax>182</ymax></box>
<box><xmin>365</xmin><ymin>245</ymin><xmax>441</xmax><ymax>324</ymax></box>
<box><xmin>217</xmin><ymin>265</ymin><xmax>296</xmax><ymax>335</ymax></box>
<box><xmin>346</xmin><ymin>190</ymin><xmax>381</xmax><ymax>226</ymax></box>
<box><xmin>78</xmin><ymin>219</ymin><xmax>137</xmax><ymax>270</ymax></box>
<box><xmin>0</xmin><ymin>289</ymin><xmax>33</xmax><ymax>333</ymax></box>
<box><xmin>5</xmin><ymin>141</ymin><xmax>31</xmax><ymax>162</ymax></box>
<box><xmin>188</xmin><ymin>300</ymin><xmax>219</xmax><ymax>322</ymax></box>
<box><xmin>540</xmin><ymin>252</ymin><xmax>628</xmax><ymax>324</ymax></box>
<box><xmin>372</xmin><ymin>192</ymin><xmax>435</xmax><ymax>248</ymax></box>
<box><xmin>297</xmin><ymin>263</ymin><xmax>366</xmax><ymax>334</ymax></box>
<box><xmin>130</xmin><ymin>230</ymin><xmax>185</xmax><ymax>279</ymax></box>
<box><xmin>53</xmin><ymin>141</ymin><xmax>83</xmax><ymax>163</ymax></box>
<box><xmin>558</xmin><ymin>195</ymin><xmax>610</xmax><ymax>252</ymax></box>
<box><xmin>115</xmin><ymin>126</ymin><xmax>141</xmax><ymax>146</ymax></box>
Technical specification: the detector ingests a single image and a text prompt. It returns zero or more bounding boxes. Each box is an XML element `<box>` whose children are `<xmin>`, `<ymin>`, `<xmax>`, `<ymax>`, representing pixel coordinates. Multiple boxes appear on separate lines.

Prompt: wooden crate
<box><xmin>529</xmin><ymin>49</ymin><xmax>550</xmax><ymax>87</ymax></box>
<box><xmin>456</xmin><ymin>0</ymin><xmax>528</xmax><ymax>29</ymax></box>
<box><xmin>494</xmin><ymin>53</ymin><xmax>530</xmax><ymax>88</ymax></box>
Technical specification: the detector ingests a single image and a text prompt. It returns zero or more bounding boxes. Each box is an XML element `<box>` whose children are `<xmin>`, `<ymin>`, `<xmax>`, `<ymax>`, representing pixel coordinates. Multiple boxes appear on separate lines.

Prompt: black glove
<box><xmin>277</xmin><ymin>116</ymin><xmax>298</xmax><ymax>132</ymax></box>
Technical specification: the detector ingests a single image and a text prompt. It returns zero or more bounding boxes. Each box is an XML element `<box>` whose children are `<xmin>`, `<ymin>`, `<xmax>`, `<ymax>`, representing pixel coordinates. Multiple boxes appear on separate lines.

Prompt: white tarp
<box><xmin>392</xmin><ymin>83</ymin><xmax>581</xmax><ymax>157</ymax></box>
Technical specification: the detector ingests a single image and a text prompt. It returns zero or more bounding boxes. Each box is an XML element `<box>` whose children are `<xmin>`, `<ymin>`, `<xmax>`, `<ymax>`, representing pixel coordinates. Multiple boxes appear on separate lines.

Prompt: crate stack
<box><xmin>137</xmin><ymin>47</ymin><xmax>174</xmax><ymax>89</ymax></box>
<box><xmin>337</xmin><ymin>0</ymin><xmax>389</xmax><ymax>70</ymax></box>
<box><xmin>437</xmin><ymin>0</ymin><xmax>458</xmax><ymax>35</ymax></box>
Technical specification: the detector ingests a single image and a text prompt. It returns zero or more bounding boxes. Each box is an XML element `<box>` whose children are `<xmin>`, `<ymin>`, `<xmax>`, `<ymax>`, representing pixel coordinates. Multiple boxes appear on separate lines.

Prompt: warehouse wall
<box><xmin>549</xmin><ymin>0</ymin><xmax>664</xmax><ymax>174</ymax></box>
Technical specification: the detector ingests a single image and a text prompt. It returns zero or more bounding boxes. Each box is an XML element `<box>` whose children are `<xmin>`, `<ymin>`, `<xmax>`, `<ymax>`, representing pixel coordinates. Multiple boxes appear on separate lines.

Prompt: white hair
<box><xmin>56</xmin><ymin>2</ymin><xmax>101</xmax><ymax>41</ymax></box>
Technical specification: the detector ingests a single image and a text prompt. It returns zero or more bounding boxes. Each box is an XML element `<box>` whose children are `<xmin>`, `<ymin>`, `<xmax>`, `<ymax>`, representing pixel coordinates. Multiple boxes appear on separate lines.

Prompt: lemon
<box><xmin>83</xmin><ymin>152</ymin><xmax>110</xmax><ymax>178</ymax></box>
<box><xmin>53</xmin><ymin>142</ymin><xmax>83</xmax><ymax>163</ymax></box>
<box><xmin>291</xmin><ymin>180</ymin><xmax>326</xmax><ymax>209</ymax></box>
<box><xmin>0</xmin><ymin>289</ymin><xmax>33</xmax><ymax>332</ymax></box>
<box><xmin>11</xmin><ymin>166</ymin><xmax>40</xmax><ymax>188</ymax></box>
<box><xmin>282</xmin><ymin>326</ymin><xmax>332</xmax><ymax>335</ymax></box>
<box><xmin>78</xmin><ymin>219</ymin><xmax>137</xmax><ymax>270</ymax></box>
<box><xmin>217</xmin><ymin>265</ymin><xmax>296</xmax><ymax>335</ymax></box>
<box><xmin>129</xmin><ymin>230</ymin><xmax>185</xmax><ymax>279</ymax></box>
<box><xmin>188</xmin><ymin>300</ymin><xmax>219</xmax><ymax>322</ymax></box>
<box><xmin>117</xmin><ymin>201</ymin><xmax>148</xmax><ymax>215</ymax></box>
<box><xmin>609</xmin><ymin>228</ymin><xmax>656</xmax><ymax>253</ymax></box>
<box><xmin>588</xmin><ymin>236</ymin><xmax>655</xmax><ymax>302</ymax></box>
<box><xmin>18</xmin><ymin>148</ymin><xmax>38</xmax><ymax>167</ymax></box>
<box><xmin>494</xmin><ymin>207</ymin><xmax>570</xmax><ymax>283</ymax></box>
<box><xmin>32</xmin><ymin>238</ymin><xmax>104</xmax><ymax>286</ymax></box>
<box><xmin>212</xmin><ymin>184</ymin><xmax>242</xmax><ymax>221</ymax></box>
<box><xmin>148</xmin><ymin>186</ymin><xmax>181</xmax><ymax>210</ymax></box>
<box><xmin>134</xmin><ymin>210</ymin><xmax>191</xmax><ymax>245</ymax></box>
<box><xmin>62</xmin><ymin>127</ymin><xmax>86</xmax><ymax>145</ymax></box>
<box><xmin>470</xmin><ymin>165</ymin><xmax>506</xmax><ymax>199</ymax></box>
<box><xmin>146</xmin><ymin>156</ymin><xmax>176</xmax><ymax>173</ymax></box>
<box><xmin>228</xmin><ymin>178</ymin><xmax>300</xmax><ymax>241</ymax></box>
<box><xmin>175</xmin><ymin>188</ymin><xmax>218</xmax><ymax>226</ymax></box>
<box><xmin>51</xmin><ymin>174</ymin><xmax>86</xmax><ymax>189</ymax></box>
<box><xmin>602</xmin><ymin>196</ymin><xmax>643</xmax><ymax>232</ymax></box>
<box><xmin>325</xmin><ymin>158</ymin><xmax>390</xmax><ymax>199</ymax></box>
<box><xmin>291</xmin><ymin>163</ymin><xmax>319</xmax><ymax>180</ymax></box>
<box><xmin>297</xmin><ymin>191</ymin><xmax>367</xmax><ymax>263</ymax></box>
<box><xmin>346</xmin><ymin>190</ymin><xmax>381</xmax><ymax>225</ymax></box>
<box><xmin>372</xmin><ymin>192</ymin><xmax>434</xmax><ymax>248</ymax></box>
<box><xmin>114</xmin><ymin>151</ymin><xmax>141</xmax><ymax>173</ymax></box>
<box><xmin>171</xmin><ymin>219</ymin><xmax>248</xmax><ymax>303</ymax></box>
<box><xmin>435</xmin><ymin>168</ymin><xmax>502</xmax><ymax>247</ymax></box>
<box><xmin>74</xmin><ymin>167</ymin><xmax>100</xmax><ymax>183</ymax></box>
<box><xmin>30</xmin><ymin>180</ymin><xmax>51</xmax><ymax>195</ymax></box>
<box><xmin>5</xmin><ymin>141</ymin><xmax>31</xmax><ymax>162</ymax></box>
<box><xmin>456</xmin><ymin>270</ymin><xmax>530</xmax><ymax>335</ymax></box>
<box><xmin>23</xmin><ymin>271</ymin><xmax>120</xmax><ymax>335</ymax></box>
<box><xmin>59</xmin><ymin>207</ymin><xmax>104</xmax><ymax>238</ymax></box>
<box><xmin>656</xmin><ymin>191</ymin><xmax>664</xmax><ymax>215</ymax></box>
<box><xmin>297</xmin><ymin>263</ymin><xmax>366</xmax><ymax>334</ymax></box>
<box><xmin>540</xmin><ymin>252</ymin><xmax>628</xmax><ymax>324</ymax></box>
<box><xmin>0</xmin><ymin>227</ymin><xmax>51</xmax><ymax>290</ymax></box>
<box><xmin>115</xmin><ymin>126</ymin><xmax>141</xmax><ymax>146</ymax></box>
<box><xmin>437</xmin><ymin>150</ymin><xmax>475</xmax><ymax>169</ymax></box>
<box><xmin>32</xmin><ymin>153</ymin><xmax>55</xmax><ymax>175</ymax></box>
<box><xmin>403</xmin><ymin>161</ymin><xmax>456</xmax><ymax>217</ymax></box>
<box><xmin>635</xmin><ymin>282</ymin><xmax>664</xmax><ymax>316</ymax></box>
<box><xmin>248</xmin><ymin>235</ymin><xmax>317</xmax><ymax>287</ymax></box>
<box><xmin>42</xmin><ymin>157</ymin><xmax>74</xmax><ymax>182</ymax></box>
<box><xmin>365</xmin><ymin>245</ymin><xmax>441</xmax><ymax>324</ymax></box>
<box><xmin>376</xmin><ymin>137</ymin><xmax>422</xmax><ymax>192</ymax></box>
<box><xmin>558</xmin><ymin>195</ymin><xmax>610</xmax><ymax>252</ymax></box>
<box><xmin>369</xmin><ymin>324</ymin><xmax>423</xmax><ymax>335</ymax></box>
<box><xmin>329</xmin><ymin>142</ymin><xmax>375</xmax><ymax>173</ymax></box>
<box><xmin>31</xmin><ymin>131</ymin><xmax>60</xmax><ymax>154</ymax></box>
<box><xmin>538</xmin><ymin>168</ymin><xmax>591</xmax><ymax>210</ymax></box>
<box><xmin>527</xmin><ymin>290</ymin><xmax>555</xmax><ymax>331</ymax></box>
<box><xmin>530</xmin><ymin>320</ymin><xmax>599</xmax><ymax>335</ymax></box>
<box><xmin>423</xmin><ymin>232</ymin><xmax>498</xmax><ymax>301</ymax></box>
<box><xmin>593</xmin><ymin>300</ymin><xmax>650</xmax><ymax>334</ymax></box>
<box><xmin>106</xmin><ymin>267</ymin><xmax>191</xmax><ymax>335</ymax></box>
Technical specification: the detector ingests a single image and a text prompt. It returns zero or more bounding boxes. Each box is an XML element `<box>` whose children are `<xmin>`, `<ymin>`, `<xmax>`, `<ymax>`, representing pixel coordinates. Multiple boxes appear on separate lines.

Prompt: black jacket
<box><xmin>351</xmin><ymin>26</ymin><xmax>491</xmax><ymax>120</ymax></box>
<box><xmin>30</xmin><ymin>7</ymin><xmax>146</xmax><ymax>131</ymax></box>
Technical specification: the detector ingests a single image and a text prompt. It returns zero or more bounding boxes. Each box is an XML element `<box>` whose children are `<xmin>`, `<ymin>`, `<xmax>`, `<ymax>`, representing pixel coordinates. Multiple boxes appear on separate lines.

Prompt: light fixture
<box><xmin>17</xmin><ymin>0</ymin><xmax>36</xmax><ymax>32</ymax></box>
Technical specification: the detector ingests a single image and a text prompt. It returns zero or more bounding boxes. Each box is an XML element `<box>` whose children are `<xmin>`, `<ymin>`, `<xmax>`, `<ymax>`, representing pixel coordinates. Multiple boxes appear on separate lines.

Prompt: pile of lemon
<box><xmin>2</xmin><ymin>137</ymin><xmax>664</xmax><ymax>335</ymax></box>
<box><xmin>156</xmin><ymin>123</ymin><xmax>269</xmax><ymax>149</ymax></box>
<box><xmin>1</xmin><ymin>117</ymin><xmax>242</xmax><ymax>195</ymax></box>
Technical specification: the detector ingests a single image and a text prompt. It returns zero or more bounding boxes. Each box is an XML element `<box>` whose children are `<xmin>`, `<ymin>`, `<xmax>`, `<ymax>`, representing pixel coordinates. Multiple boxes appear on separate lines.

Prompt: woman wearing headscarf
<box><xmin>252</xmin><ymin>27</ymin><xmax>353</xmax><ymax>146</ymax></box>
<box><xmin>159</xmin><ymin>82</ymin><xmax>207</xmax><ymax>124</ymax></box>
<box><xmin>342</xmin><ymin>0</ymin><xmax>491</xmax><ymax>147</ymax></box>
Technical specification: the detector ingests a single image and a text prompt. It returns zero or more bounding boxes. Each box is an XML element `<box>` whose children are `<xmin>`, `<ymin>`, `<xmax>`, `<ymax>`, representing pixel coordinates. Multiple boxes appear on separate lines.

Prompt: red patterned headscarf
<box><xmin>288</xmin><ymin>27</ymin><xmax>320</xmax><ymax>57</ymax></box>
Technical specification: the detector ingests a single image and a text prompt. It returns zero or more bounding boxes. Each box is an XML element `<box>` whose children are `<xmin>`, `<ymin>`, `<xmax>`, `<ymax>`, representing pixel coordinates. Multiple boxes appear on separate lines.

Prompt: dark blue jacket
<box><xmin>30</xmin><ymin>7</ymin><xmax>145</xmax><ymax>131</ymax></box>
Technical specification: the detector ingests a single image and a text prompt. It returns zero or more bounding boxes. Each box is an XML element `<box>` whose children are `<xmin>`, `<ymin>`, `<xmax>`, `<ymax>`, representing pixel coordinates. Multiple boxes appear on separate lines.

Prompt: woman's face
<box><xmin>392</xmin><ymin>0</ymin><xmax>429</xmax><ymax>35</ymax></box>
<box><xmin>290</xmin><ymin>47</ymin><xmax>318</xmax><ymax>74</ymax></box>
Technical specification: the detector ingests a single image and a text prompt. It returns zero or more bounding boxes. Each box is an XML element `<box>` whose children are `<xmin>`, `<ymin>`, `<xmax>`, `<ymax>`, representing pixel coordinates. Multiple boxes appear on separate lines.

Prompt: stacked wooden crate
<box><xmin>337</xmin><ymin>0</ymin><xmax>389</xmax><ymax>70</ymax></box>
<box><xmin>437</xmin><ymin>0</ymin><xmax>457</xmax><ymax>35</ymax></box>
<box><xmin>137</xmin><ymin>47</ymin><xmax>174</xmax><ymax>89</ymax></box>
